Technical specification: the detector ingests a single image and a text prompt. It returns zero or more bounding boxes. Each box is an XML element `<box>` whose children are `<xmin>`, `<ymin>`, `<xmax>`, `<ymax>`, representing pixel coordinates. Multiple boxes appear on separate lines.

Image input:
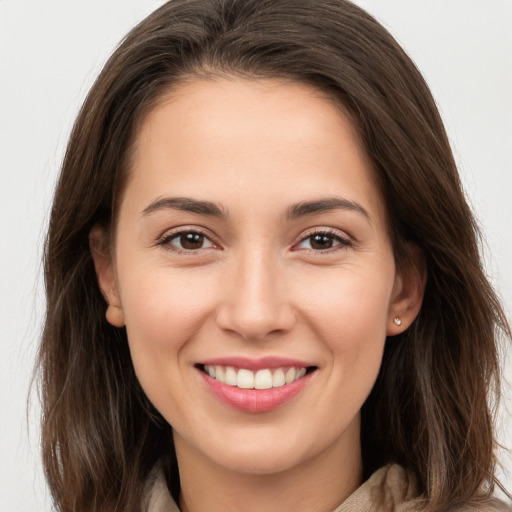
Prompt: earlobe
<box><xmin>387</xmin><ymin>245</ymin><xmax>426</xmax><ymax>336</ymax></box>
<box><xmin>89</xmin><ymin>225</ymin><xmax>125</xmax><ymax>328</ymax></box>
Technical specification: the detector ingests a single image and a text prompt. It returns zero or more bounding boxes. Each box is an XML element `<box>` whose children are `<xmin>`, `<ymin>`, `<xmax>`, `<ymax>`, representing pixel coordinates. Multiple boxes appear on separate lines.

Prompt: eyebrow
<box><xmin>286</xmin><ymin>197</ymin><xmax>371</xmax><ymax>223</ymax></box>
<box><xmin>141</xmin><ymin>195</ymin><xmax>370</xmax><ymax>223</ymax></box>
<box><xmin>142</xmin><ymin>197</ymin><xmax>227</xmax><ymax>217</ymax></box>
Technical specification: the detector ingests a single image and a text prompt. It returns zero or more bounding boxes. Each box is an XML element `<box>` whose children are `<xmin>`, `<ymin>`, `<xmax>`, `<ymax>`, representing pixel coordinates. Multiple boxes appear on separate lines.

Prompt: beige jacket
<box><xmin>143</xmin><ymin>464</ymin><xmax>511</xmax><ymax>512</ymax></box>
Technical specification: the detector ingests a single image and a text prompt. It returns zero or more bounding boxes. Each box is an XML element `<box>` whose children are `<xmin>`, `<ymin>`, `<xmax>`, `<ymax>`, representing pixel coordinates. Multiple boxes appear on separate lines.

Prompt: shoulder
<box><xmin>143</xmin><ymin>461</ymin><xmax>180</xmax><ymax>512</ymax></box>
<box><xmin>142</xmin><ymin>461</ymin><xmax>512</xmax><ymax>512</ymax></box>
<box><xmin>336</xmin><ymin>465</ymin><xmax>512</xmax><ymax>512</ymax></box>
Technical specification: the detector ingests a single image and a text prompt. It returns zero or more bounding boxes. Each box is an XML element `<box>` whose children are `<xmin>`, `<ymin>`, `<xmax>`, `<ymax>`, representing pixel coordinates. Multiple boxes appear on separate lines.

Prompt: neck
<box><xmin>174</xmin><ymin>421</ymin><xmax>362</xmax><ymax>512</ymax></box>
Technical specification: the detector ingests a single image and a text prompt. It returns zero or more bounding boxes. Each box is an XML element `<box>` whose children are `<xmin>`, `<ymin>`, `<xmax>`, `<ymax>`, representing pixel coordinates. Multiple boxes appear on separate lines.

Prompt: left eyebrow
<box><xmin>286</xmin><ymin>197</ymin><xmax>372</xmax><ymax>224</ymax></box>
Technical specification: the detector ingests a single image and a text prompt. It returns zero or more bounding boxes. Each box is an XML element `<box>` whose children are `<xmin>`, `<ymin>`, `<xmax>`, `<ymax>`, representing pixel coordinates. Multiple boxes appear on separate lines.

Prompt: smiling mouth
<box><xmin>197</xmin><ymin>364</ymin><xmax>317</xmax><ymax>390</ymax></box>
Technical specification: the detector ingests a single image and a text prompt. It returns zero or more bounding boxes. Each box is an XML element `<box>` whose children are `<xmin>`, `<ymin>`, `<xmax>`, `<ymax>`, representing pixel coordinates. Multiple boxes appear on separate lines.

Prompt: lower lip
<box><xmin>199</xmin><ymin>370</ymin><xmax>313</xmax><ymax>413</ymax></box>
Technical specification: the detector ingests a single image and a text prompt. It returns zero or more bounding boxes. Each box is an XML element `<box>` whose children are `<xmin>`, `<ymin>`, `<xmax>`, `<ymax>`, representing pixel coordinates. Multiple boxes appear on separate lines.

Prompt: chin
<box><xmin>210</xmin><ymin>447</ymin><xmax>308</xmax><ymax>476</ymax></box>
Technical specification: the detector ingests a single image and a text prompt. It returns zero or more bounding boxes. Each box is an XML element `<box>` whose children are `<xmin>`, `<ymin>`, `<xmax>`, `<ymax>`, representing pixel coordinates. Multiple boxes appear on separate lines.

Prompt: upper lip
<box><xmin>198</xmin><ymin>356</ymin><xmax>316</xmax><ymax>371</ymax></box>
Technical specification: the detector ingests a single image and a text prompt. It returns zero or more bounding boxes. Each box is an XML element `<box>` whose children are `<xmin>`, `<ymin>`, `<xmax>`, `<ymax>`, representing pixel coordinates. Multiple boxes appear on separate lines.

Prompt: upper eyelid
<box><xmin>295</xmin><ymin>227</ymin><xmax>353</xmax><ymax>243</ymax></box>
<box><xmin>155</xmin><ymin>225</ymin><xmax>354</xmax><ymax>250</ymax></box>
<box><xmin>290</xmin><ymin>228</ymin><xmax>354</xmax><ymax>254</ymax></box>
<box><xmin>155</xmin><ymin>228</ymin><xmax>221</xmax><ymax>255</ymax></box>
<box><xmin>157</xmin><ymin>225</ymin><xmax>217</xmax><ymax>243</ymax></box>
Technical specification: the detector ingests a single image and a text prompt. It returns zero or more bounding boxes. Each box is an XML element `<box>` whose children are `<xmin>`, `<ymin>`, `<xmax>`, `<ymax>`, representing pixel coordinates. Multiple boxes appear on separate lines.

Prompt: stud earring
<box><xmin>393</xmin><ymin>317</ymin><xmax>402</xmax><ymax>326</ymax></box>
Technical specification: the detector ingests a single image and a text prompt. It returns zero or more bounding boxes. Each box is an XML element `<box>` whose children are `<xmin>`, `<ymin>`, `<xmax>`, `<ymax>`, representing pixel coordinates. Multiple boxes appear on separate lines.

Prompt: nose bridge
<box><xmin>216</xmin><ymin>245</ymin><xmax>295</xmax><ymax>340</ymax></box>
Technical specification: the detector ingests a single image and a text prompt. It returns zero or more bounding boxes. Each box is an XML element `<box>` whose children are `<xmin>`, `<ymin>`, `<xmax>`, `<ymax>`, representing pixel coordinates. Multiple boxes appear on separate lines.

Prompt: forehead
<box><xmin>124</xmin><ymin>77</ymin><xmax>386</xmax><ymax>224</ymax></box>
<box><xmin>136</xmin><ymin>77</ymin><xmax>359</xmax><ymax>162</ymax></box>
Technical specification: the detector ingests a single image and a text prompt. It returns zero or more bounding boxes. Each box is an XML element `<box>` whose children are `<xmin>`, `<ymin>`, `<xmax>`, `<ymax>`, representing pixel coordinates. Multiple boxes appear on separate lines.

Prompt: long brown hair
<box><xmin>38</xmin><ymin>1</ymin><xmax>511</xmax><ymax>510</ymax></box>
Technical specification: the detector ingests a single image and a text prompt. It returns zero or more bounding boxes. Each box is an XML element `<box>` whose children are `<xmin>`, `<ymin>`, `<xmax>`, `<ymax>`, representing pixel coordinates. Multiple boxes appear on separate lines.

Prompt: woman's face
<box><xmin>94</xmin><ymin>78</ymin><xmax>420</xmax><ymax>476</ymax></box>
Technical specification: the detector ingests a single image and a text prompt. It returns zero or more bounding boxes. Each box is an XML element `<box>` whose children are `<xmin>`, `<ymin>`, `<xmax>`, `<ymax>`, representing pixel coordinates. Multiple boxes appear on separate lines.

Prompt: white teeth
<box><xmin>237</xmin><ymin>369</ymin><xmax>254</xmax><ymax>389</ymax></box>
<box><xmin>272</xmin><ymin>368</ymin><xmax>285</xmax><ymax>387</ymax></box>
<box><xmin>224</xmin><ymin>366</ymin><xmax>237</xmax><ymax>386</ymax></box>
<box><xmin>215</xmin><ymin>365</ymin><xmax>225</xmax><ymax>383</ymax></box>
<box><xmin>254</xmin><ymin>369</ymin><xmax>273</xmax><ymax>389</ymax></box>
<box><xmin>285</xmin><ymin>367</ymin><xmax>296</xmax><ymax>384</ymax></box>
<box><xmin>203</xmin><ymin>365</ymin><xmax>310</xmax><ymax>389</ymax></box>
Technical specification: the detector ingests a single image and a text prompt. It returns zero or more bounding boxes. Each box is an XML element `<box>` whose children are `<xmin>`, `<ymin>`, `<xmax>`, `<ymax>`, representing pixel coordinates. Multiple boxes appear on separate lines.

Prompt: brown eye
<box><xmin>162</xmin><ymin>230</ymin><xmax>215</xmax><ymax>251</ymax></box>
<box><xmin>309</xmin><ymin>234</ymin><xmax>335</xmax><ymax>250</ymax></box>
<box><xmin>295</xmin><ymin>231</ymin><xmax>351</xmax><ymax>252</ymax></box>
<box><xmin>180</xmin><ymin>232</ymin><xmax>206</xmax><ymax>250</ymax></box>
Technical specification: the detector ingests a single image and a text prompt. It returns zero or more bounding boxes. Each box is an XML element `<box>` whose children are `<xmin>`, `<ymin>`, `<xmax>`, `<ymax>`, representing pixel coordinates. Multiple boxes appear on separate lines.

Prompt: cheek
<box><xmin>302</xmin><ymin>265</ymin><xmax>393</xmax><ymax>333</ymax></box>
<box><xmin>305</xmin><ymin>270</ymin><xmax>393</xmax><ymax>432</ymax></box>
<box><xmin>296</xmin><ymin>262</ymin><xmax>394</xmax><ymax>378</ymax></box>
<box><xmin>116</xmin><ymin>266</ymin><xmax>223</xmax><ymax>427</ymax></box>
<box><xmin>118</xmin><ymin>268</ymin><xmax>216</xmax><ymax>373</ymax></box>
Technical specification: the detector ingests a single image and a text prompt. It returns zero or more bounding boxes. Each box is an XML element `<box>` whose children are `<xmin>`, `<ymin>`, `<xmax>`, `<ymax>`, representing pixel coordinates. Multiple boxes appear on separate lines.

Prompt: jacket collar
<box><xmin>143</xmin><ymin>463</ymin><xmax>418</xmax><ymax>512</ymax></box>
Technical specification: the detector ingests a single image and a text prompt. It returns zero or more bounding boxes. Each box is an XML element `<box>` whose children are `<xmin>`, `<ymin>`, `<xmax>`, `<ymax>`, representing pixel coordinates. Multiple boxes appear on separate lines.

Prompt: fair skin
<box><xmin>91</xmin><ymin>78</ymin><xmax>424</xmax><ymax>512</ymax></box>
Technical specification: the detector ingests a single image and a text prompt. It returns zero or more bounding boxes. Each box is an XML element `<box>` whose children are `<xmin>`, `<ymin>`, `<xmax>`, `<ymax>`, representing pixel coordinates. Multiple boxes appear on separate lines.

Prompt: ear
<box><xmin>387</xmin><ymin>244</ymin><xmax>426</xmax><ymax>336</ymax></box>
<box><xmin>89</xmin><ymin>225</ymin><xmax>125</xmax><ymax>327</ymax></box>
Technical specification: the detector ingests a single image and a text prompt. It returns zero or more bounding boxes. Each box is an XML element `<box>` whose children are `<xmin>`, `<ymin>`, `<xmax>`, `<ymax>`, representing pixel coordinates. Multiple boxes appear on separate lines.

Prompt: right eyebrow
<box><xmin>141</xmin><ymin>196</ymin><xmax>228</xmax><ymax>218</ymax></box>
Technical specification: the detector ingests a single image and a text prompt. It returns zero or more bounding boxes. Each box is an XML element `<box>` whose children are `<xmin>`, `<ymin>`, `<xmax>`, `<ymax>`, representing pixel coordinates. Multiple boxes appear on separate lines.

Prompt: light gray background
<box><xmin>1</xmin><ymin>1</ymin><xmax>511</xmax><ymax>510</ymax></box>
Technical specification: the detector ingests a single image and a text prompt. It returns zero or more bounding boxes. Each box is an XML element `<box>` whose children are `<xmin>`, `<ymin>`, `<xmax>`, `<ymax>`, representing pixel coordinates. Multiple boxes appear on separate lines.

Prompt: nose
<box><xmin>215</xmin><ymin>250</ymin><xmax>296</xmax><ymax>341</ymax></box>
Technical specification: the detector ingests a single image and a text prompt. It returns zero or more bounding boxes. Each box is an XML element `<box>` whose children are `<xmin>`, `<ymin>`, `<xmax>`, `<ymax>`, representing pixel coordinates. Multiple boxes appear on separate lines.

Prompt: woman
<box><xmin>38</xmin><ymin>0</ymin><xmax>511</xmax><ymax>510</ymax></box>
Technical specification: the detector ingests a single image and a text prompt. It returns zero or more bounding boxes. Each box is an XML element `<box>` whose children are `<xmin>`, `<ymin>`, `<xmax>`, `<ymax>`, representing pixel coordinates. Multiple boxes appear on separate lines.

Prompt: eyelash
<box><xmin>156</xmin><ymin>227</ymin><xmax>352</xmax><ymax>254</ymax></box>
<box><xmin>293</xmin><ymin>228</ymin><xmax>352</xmax><ymax>253</ymax></box>
<box><xmin>157</xmin><ymin>227</ymin><xmax>219</xmax><ymax>254</ymax></box>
